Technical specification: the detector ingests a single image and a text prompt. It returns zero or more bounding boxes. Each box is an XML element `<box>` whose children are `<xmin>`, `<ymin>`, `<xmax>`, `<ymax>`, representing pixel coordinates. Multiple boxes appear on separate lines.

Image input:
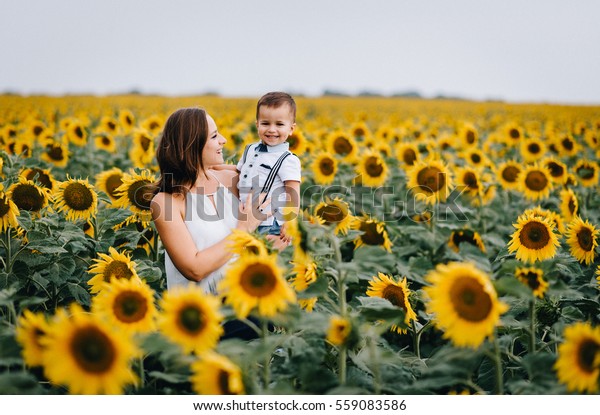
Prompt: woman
<box><xmin>151</xmin><ymin>107</ymin><xmax>276</xmax><ymax>294</ymax></box>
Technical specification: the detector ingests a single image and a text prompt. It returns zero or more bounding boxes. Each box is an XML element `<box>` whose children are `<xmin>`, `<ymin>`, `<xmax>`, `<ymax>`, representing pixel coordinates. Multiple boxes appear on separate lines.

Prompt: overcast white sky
<box><xmin>2</xmin><ymin>0</ymin><xmax>600</xmax><ymax>104</ymax></box>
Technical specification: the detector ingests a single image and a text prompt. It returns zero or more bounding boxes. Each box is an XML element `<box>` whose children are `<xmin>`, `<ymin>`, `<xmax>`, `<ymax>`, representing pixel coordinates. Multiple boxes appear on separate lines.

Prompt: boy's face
<box><xmin>256</xmin><ymin>104</ymin><xmax>296</xmax><ymax>146</ymax></box>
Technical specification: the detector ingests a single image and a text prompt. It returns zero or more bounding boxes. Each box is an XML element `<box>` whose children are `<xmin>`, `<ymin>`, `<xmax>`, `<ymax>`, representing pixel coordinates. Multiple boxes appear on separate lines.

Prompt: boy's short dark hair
<box><xmin>256</xmin><ymin>91</ymin><xmax>296</xmax><ymax>121</ymax></box>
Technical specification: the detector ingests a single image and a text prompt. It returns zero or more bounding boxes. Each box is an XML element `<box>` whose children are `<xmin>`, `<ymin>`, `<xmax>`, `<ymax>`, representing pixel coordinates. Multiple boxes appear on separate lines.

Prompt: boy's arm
<box><xmin>280</xmin><ymin>180</ymin><xmax>301</xmax><ymax>242</ymax></box>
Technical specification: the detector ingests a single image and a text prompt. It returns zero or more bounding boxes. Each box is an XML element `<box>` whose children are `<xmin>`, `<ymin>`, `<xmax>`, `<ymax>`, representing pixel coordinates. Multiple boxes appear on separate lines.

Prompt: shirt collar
<box><xmin>258</xmin><ymin>142</ymin><xmax>289</xmax><ymax>153</ymax></box>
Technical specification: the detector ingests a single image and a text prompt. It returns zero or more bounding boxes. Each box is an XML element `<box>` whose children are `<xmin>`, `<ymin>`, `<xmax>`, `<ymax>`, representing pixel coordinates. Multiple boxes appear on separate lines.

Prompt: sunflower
<box><xmin>219</xmin><ymin>254</ymin><xmax>296</xmax><ymax>319</ymax></box>
<box><xmin>119</xmin><ymin>109</ymin><xmax>135</xmax><ymax>133</ymax></box>
<box><xmin>461</xmin><ymin>148</ymin><xmax>489</xmax><ymax>169</ymax></box>
<box><xmin>556</xmin><ymin>133</ymin><xmax>579</xmax><ymax>157</ymax></box>
<box><xmin>140</xmin><ymin>115</ymin><xmax>164</xmax><ymax>135</ymax></box>
<box><xmin>7</xmin><ymin>177</ymin><xmax>49</xmax><ymax>213</ymax></box>
<box><xmin>520</xmin><ymin>136</ymin><xmax>546</xmax><ymax>163</ymax></box>
<box><xmin>423</xmin><ymin>262</ymin><xmax>508</xmax><ymax>348</ymax></box>
<box><xmin>573</xmin><ymin>160</ymin><xmax>599</xmax><ymax>187</ymax></box>
<box><xmin>313</xmin><ymin>197</ymin><xmax>355</xmax><ymax>235</ymax></box>
<box><xmin>129</xmin><ymin>128</ymin><xmax>155</xmax><ymax>168</ymax></box>
<box><xmin>95</xmin><ymin>167</ymin><xmax>124</xmax><ymax>203</ymax></box>
<box><xmin>190</xmin><ymin>352</ymin><xmax>245</xmax><ymax>395</ymax></box>
<box><xmin>565</xmin><ymin>217</ymin><xmax>599</xmax><ymax>265</ymax></box>
<box><xmin>65</xmin><ymin>120</ymin><xmax>88</xmax><ymax>146</ymax></box>
<box><xmin>41</xmin><ymin>141</ymin><xmax>69</xmax><ymax>167</ymax></box>
<box><xmin>298</xmin><ymin>297</ymin><xmax>318</xmax><ymax>312</ymax></box>
<box><xmin>522</xmin><ymin>206</ymin><xmax>566</xmax><ymax>234</ymax></box>
<box><xmin>226</xmin><ymin>228</ymin><xmax>268</xmax><ymax>256</ymax></box>
<box><xmin>395</xmin><ymin>142</ymin><xmax>420</xmax><ymax>167</ymax></box>
<box><xmin>0</xmin><ymin>191</ymin><xmax>20</xmax><ymax>233</ymax></box>
<box><xmin>596</xmin><ymin>265</ymin><xmax>600</xmax><ymax>288</ymax></box>
<box><xmin>157</xmin><ymin>285</ymin><xmax>223</xmax><ymax>354</ymax></box>
<box><xmin>87</xmin><ymin>247</ymin><xmax>141</xmax><ymax>294</ymax></box>
<box><xmin>326</xmin><ymin>130</ymin><xmax>358</xmax><ymax>161</ymax></box>
<box><xmin>54</xmin><ymin>177</ymin><xmax>98</xmax><ymax>222</ymax></box>
<box><xmin>448</xmin><ymin>229</ymin><xmax>486</xmax><ymax>253</ymax></box>
<box><xmin>290</xmin><ymin>250</ymin><xmax>318</xmax><ymax>292</ymax></box>
<box><xmin>98</xmin><ymin>116</ymin><xmax>119</xmax><ymax>135</ymax></box>
<box><xmin>94</xmin><ymin>132</ymin><xmax>116</xmax><ymax>153</ymax></box>
<box><xmin>406</xmin><ymin>159</ymin><xmax>454</xmax><ymax>205</ymax></box>
<box><xmin>21</xmin><ymin>167</ymin><xmax>58</xmax><ymax>194</ymax></box>
<box><xmin>92</xmin><ymin>278</ymin><xmax>157</xmax><ymax>334</ymax></box>
<box><xmin>326</xmin><ymin>315</ymin><xmax>352</xmax><ymax>346</ymax></box>
<box><xmin>113</xmin><ymin>169</ymin><xmax>157</xmax><ymax>222</ymax></box>
<box><xmin>517</xmin><ymin>164</ymin><xmax>553</xmax><ymax>201</ymax></box>
<box><xmin>584</xmin><ymin>130</ymin><xmax>599</xmax><ymax>149</ymax></box>
<box><xmin>542</xmin><ymin>157</ymin><xmax>568</xmax><ymax>185</ymax></box>
<box><xmin>554</xmin><ymin>322</ymin><xmax>600</xmax><ymax>393</ymax></box>
<box><xmin>496</xmin><ymin>160</ymin><xmax>521</xmax><ymax>191</ymax></box>
<box><xmin>502</xmin><ymin>122</ymin><xmax>524</xmax><ymax>146</ymax></box>
<box><xmin>560</xmin><ymin>188</ymin><xmax>579</xmax><ymax>223</ymax></box>
<box><xmin>287</xmin><ymin>129</ymin><xmax>307</xmax><ymax>155</ymax></box>
<box><xmin>458</xmin><ymin>123</ymin><xmax>478</xmax><ymax>147</ymax></box>
<box><xmin>352</xmin><ymin>214</ymin><xmax>392</xmax><ymax>252</ymax></box>
<box><xmin>455</xmin><ymin>166</ymin><xmax>484</xmax><ymax>199</ymax></box>
<box><xmin>41</xmin><ymin>303</ymin><xmax>139</xmax><ymax>394</ymax></box>
<box><xmin>366</xmin><ymin>273</ymin><xmax>417</xmax><ymax>334</ymax></box>
<box><xmin>507</xmin><ymin>214</ymin><xmax>560</xmax><ymax>263</ymax></box>
<box><xmin>15</xmin><ymin>310</ymin><xmax>51</xmax><ymax>367</ymax></box>
<box><xmin>355</xmin><ymin>150</ymin><xmax>388</xmax><ymax>187</ymax></box>
<box><xmin>515</xmin><ymin>267</ymin><xmax>548</xmax><ymax>298</ymax></box>
<box><xmin>311</xmin><ymin>152</ymin><xmax>338</xmax><ymax>185</ymax></box>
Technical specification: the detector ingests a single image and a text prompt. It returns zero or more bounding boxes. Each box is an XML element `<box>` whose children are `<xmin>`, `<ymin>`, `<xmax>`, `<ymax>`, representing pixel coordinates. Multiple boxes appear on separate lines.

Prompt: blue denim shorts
<box><xmin>257</xmin><ymin>221</ymin><xmax>281</xmax><ymax>236</ymax></box>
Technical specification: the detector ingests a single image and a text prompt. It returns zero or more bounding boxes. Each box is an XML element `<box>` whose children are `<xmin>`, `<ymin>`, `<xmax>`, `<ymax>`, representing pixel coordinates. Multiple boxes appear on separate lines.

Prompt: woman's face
<box><xmin>202</xmin><ymin>113</ymin><xmax>226</xmax><ymax>168</ymax></box>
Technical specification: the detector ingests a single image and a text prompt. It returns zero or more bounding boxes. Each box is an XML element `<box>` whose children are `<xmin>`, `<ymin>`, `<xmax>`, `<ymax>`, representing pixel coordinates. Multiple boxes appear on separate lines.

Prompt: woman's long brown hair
<box><xmin>155</xmin><ymin>107</ymin><xmax>208</xmax><ymax>194</ymax></box>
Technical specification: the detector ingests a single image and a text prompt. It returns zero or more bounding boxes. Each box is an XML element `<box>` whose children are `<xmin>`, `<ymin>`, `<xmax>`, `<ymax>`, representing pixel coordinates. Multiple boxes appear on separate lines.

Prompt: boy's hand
<box><xmin>278</xmin><ymin>226</ymin><xmax>292</xmax><ymax>244</ymax></box>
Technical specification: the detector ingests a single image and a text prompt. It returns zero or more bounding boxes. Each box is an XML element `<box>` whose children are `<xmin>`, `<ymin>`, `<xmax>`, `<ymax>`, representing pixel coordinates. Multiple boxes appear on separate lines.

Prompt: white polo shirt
<box><xmin>236</xmin><ymin>142</ymin><xmax>301</xmax><ymax>226</ymax></box>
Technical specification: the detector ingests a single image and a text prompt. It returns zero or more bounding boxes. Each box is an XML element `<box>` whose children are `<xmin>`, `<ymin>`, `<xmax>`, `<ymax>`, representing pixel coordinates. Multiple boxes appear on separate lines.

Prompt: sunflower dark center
<box><xmin>382</xmin><ymin>285</ymin><xmax>406</xmax><ymax>310</ymax></box>
<box><xmin>71</xmin><ymin>326</ymin><xmax>116</xmax><ymax>374</ymax></box>
<box><xmin>470</xmin><ymin>153</ymin><xmax>481</xmax><ymax>163</ymax></box>
<box><xmin>63</xmin><ymin>182</ymin><xmax>94</xmax><ymax>211</ymax></box>
<box><xmin>403</xmin><ymin>149</ymin><xmax>417</xmax><ymax>165</ymax></box>
<box><xmin>11</xmin><ymin>183</ymin><xmax>45</xmax><ymax>211</ymax></box>
<box><xmin>520</xmin><ymin>221</ymin><xmax>551</xmax><ymax>249</ymax></box>
<box><xmin>354</xmin><ymin>127</ymin><xmax>366</xmax><ymax>137</ymax></box>
<box><xmin>114</xmin><ymin>291</ymin><xmax>148</xmax><ymax>323</ymax></box>
<box><xmin>178</xmin><ymin>305</ymin><xmax>205</xmax><ymax>333</ymax></box>
<box><xmin>218</xmin><ymin>369</ymin><xmax>235</xmax><ymax>395</ymax></box>
<box><xmin>0</xmin><ymin>197</ymin><xmax>10</xmax><ymax>216</ymax></box>
<box><xmin>463</xmin><ymin>172</ymin><xmax>479</xmax><ymax>189</ymax></box>
<box><xmin>359</xmin><ymin>221</ymin><xmax>385</xmax><ymax>246</ymax></box>
<box><xmin>561</xmin><ymin>137</ymin><xmax>574</xmax><ymax>151</ymax></box>
<box><xmin>333</xmin><ymin>136</ymin><xmax>353</xmax><ymax>155</ymax></box>
<box><xmin>128</xmin><ymin>180</ymin><xmax>153</xmax><ymax>210</ymax></box>
<box><xmin>365</xmin><ymin>156</ymin><xmax>384</xmax><ymax>177</ymax></box>
<box><xmin>576</xmin><ymin>227</ymin><xmax>594</xmax><ymax>251</ymax></box>
<box><xmin>288</xmin><ymin>135</ymin><xmax>299</xmax><ymax>150</ymax></box>
<box><xmin>319</xmin><ymin>158</ymin><xmax>335</xmax><ymax>176</ymax></box>
<box><xmin>568</xmin><ymin>197</ymin><xmax>577</xmax><ymax>215</ymax></box>
<box><xmin>466</xmin><ymin>130</ymin><xmax>475</xmax><ymax>144</ymax></box>
<box><xmin>140</xmin><ymin>135</ymin><xmax>151</xmax><ymax>151</ymax></box>
<box><xmin>521</xmin><ymin>271</ymin><xmax>541</xmax><ymax>290</ymax></box>
<box><xmin>149</xmin><ymin>121</ymin><xmax>160</xmax><ymax>130</ymax></box>
<box><xmin>576</xmin><ymin>165</ymin><xmax>595</xmax><ymax>180</ymax></box>
<box><xmin>417</xmin><ymin>166</ymin><xmax>445</xmax><ymax>192</ymax></box>
<box><xmin>74</xmin><ymin>126</ymin><xmax>84</xmax><ymax>139</ymax></box>
<box><xmin>578</xmin><ymin>340</ymin><xmax>600</xmax><ymax>373</ymax></box>
<box><xmin>32</xmin><ymin>125</ymin><xmax>44</xmax><ymax>136</ymax></box>
<box><xmin>547</xmin><ymin>162</ymin><xmax>564</xmax><ymax>177</ymax></box>
<box><xmin>528</xmin><ymin>143</ymin><xmax>541</xmax><ymax>153</ymax></box>
<box><xmin>502</xmin><ymin>166</ymin><xmax>520</xmax><ymax>182</ymax></box>
<box><xmin>102</xmin><ymin>260</ymin><xmax>134</xmax><ymax>282</ymax></box>
<box><xmin>450</xmin><ymin>276</ymin><xmax>493</xmax><ymax>322</ymax></box>
<box><xmin>105</xmin><ymin>174</ymin><xmax>124</xmax><ymax>198</ymax></box>
<box><xmin>452</xmin><ymin>230</ymin><xmax>478</xmax><ymax>248</ymax></box>
<box><xmin>46</xmin><ymin>144</ymin><xmax>65</xmax><ymax>160</ymax></box>
<box><xmin>101</xmin><ymin>136</ymin><xmax>111</xmax><ymax>146</ymax></box>
<box><xmin>107</xmin><ymin>121</ymin><xmax>116</xmax><ymax>131</ymax></box>
<box><xmin>525</xmin><ymin>170</ymin><xmax>549</xmax><ymax>192</ymax></box>
<box><xmin>25</xmin><ymin>169</ymin><xmax>53</xmax><ymax>190</ymax></box>
<box><xmin>509</xmin><ymin>128</ymin><xmax>520</xmax><ymax>139</ymax></box>
<box><xmin>316</xmin><ymin>203</ymin><xmax>347</xmax><ymax>224</ymax></box>
<box><xmin>240</xmin><ymin>264</ymin><xmax>277</xmax><ymax>297</ymax></box>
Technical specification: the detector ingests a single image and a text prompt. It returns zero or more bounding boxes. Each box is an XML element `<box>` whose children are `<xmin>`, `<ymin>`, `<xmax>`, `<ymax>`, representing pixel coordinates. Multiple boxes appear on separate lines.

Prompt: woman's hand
<box><xmin>236</xmin><ymin>191</ymin><xmax>271</xmax><ymax>233</ymax></box>
<box><xmin>266</xmin><ymin>234</ymin><xmax>291</xmax><ymax>251</ymax></box>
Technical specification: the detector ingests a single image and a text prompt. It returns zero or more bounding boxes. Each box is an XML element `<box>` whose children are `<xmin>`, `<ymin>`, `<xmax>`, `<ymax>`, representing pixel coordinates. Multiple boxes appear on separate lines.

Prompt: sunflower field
<box><xmin>0</xmin><ymin>94</ymin><xmax>599</xmax><ymax>395</ymax></box>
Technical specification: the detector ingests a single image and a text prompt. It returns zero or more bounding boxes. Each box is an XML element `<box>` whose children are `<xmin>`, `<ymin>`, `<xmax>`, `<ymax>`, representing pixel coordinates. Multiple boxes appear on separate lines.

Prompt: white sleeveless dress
<box><xmin>165</xmin><ymin>174</ymin><xmax>239</xmax><ymax>294</ymax></box>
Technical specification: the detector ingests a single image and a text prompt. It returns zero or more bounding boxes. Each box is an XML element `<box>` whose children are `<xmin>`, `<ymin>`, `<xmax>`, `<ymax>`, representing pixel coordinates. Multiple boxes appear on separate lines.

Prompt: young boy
<box><xmin>236</xmin><ymin>92</ymin><xmax>301</xmax><ymax>237</ymax></box>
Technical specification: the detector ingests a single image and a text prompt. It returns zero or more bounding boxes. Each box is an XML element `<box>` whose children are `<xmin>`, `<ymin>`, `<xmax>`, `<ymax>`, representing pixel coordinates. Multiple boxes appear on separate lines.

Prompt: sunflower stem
<box><xmin>367</xmin><ymin>335</ymin><xmax>381</xmax><ymax>394</ymax></box>
<box><xmin>477</xmin><ymin>194</ymin><xmax>486</xmax><ymax>234</ymax></box>
<box><xmin>529</xmin><ymin>297</ymin><xmax>536</xmax><ymax>354</ymax></box>
<box><xmin>339</xmin><ymin>344</ymin><xmax>347</xmax><ymax>386</ymax></box>
<box><xmin>492</xmin><ymin>335</ymin><xmax>504</xmax><ymax>395</ymax></box>
<box><xmin>3</xmin><ymin>229</ymin><xmax>12</xmax><ymax>273</ymax></box>
<box><xmin>138</xmin><ymin>355</ymin><xmax>145</xmax><ymax>389</ymax></box>
<box><xmin>261</xmin><ymin>318</ymin><xmax>271</xmax><ymax>391</ymax></box>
